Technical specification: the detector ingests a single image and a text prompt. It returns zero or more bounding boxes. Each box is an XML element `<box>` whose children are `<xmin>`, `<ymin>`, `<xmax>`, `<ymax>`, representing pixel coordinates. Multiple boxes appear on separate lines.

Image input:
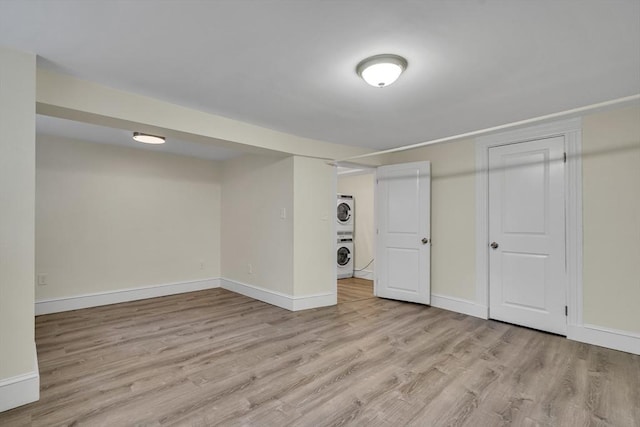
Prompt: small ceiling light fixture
<box><xmin>356</xmin><ymin>54</ymin><xmax>408</xmax><ymax>88</ymax></box>
<box><xmin>132</xmin><ymin>132</ymin><xmax>165</xmax><ymax>145</ymax></box>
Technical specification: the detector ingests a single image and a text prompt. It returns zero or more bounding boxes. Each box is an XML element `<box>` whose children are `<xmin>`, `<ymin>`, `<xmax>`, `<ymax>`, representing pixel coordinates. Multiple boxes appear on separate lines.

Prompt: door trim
<box><xmin>475</xmin><ymin>118</ymin><xmax>583</xmax><ymax>328</ymax></box>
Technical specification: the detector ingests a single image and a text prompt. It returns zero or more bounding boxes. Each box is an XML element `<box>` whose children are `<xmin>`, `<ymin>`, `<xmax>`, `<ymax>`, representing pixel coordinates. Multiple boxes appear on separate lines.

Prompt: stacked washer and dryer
<box><xmin>337</xmin><ymin>194</ymin><xmax>355</xmax><ymax>279</ymax></box>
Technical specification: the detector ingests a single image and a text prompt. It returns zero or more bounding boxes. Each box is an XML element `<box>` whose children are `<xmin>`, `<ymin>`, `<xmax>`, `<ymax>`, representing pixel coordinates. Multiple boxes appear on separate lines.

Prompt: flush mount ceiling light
<box><xmin>356</xmin><ymin>54</ymin><xmax>408</xmax><ymax>88</ymax></box>
<box><xmin>132</xmin><ymin>132</ymin><xmax>165</xmax><ymax>145</ymax></box>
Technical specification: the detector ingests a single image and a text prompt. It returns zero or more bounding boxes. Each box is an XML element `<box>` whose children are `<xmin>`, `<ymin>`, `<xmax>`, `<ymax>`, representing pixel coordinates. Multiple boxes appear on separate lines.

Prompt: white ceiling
<box><xmin>2</xmin><ymin>1</ymin><xmax>639</xmax><ymax>151</ymax></box>
<box><xmin>36</xmin><ymin>115</ymin><xmax>242</xmax><ymax>161</ymax></box>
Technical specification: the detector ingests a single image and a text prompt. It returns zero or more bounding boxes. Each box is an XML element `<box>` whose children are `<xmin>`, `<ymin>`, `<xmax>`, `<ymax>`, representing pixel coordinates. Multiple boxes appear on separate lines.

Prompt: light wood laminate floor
<box><xmin>1</xmin><ymin>288</ymin><xmax>638</xmax><ymax>426</ymax></box>
<box><xmin>337</xmin><ymin>277</ymin><xmax>374</xmax><ymax>303</ymax></box>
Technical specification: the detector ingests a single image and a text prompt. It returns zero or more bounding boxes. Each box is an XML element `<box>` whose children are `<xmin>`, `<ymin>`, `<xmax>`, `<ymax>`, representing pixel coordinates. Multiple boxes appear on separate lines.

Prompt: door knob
<box><xmin>490</xmin><ymin>242</ymin><xmax>499</xmax><ymax>249</ymax></box>
<box><xmin>421</xmin><ymin>238</ymin><xmax>429</xmax><ymax>244</ymax></box>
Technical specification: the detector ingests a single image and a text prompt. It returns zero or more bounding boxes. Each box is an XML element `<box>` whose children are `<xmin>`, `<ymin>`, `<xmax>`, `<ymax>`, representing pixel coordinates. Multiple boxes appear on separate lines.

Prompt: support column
<box><xmin>0</xmin><ymin>46</ymin><xmax>38</xmax><ymax>412</ymax></box>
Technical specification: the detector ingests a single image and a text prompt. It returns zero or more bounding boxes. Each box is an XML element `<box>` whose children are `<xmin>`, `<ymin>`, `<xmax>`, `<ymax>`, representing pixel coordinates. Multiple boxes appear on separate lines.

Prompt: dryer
<box><xmin>337</xmin><ymin>194</ymin><xmax>355</xmax><ymax>234</ymax></box>
<box><xmin>337</xmin><ymin>236</ymin><xmax>354</xmax><ymax>279</ymax></box>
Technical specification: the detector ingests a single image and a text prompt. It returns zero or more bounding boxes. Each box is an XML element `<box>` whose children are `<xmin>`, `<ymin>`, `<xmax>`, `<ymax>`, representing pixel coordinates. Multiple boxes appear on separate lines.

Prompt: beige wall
<box><xmin>582</xmin><ymin>106</ymin><xmax>640</xmax><ymax>332</ymax></box>
<box><xmin>384</xmin><ymin>139</ymin><xmax>477</xmax><ymax>300</ymax></box>
<box><xmin>36</xmin><ymin>69</ymin><xmax>373</xmax><ymax>161</ymax></box>
<box><xmin>337</xmin><ymin>172</ymin><xmax>376</xmax><ymax>275</ymax></box>
<box><xmin>0</xmin><ymin>47</ymin><xmax>36</xmax><ymax>379</ymax></box>
<box><xmin>384</xmin><ymin>105</ymin><xmax>640</xmax><ymax>333</ymax></box>
<box><xmin>221</xmin><ymin>154</ymin><xmax>294</xmax><ymax>295</ymax></box>
<box><xmin>293</xmin><ymin>157</ymin><xmax>335</xmax><ymax>296</ymax></box>
<box><xmin>36</xmin><ymin>136</ymin><xmax>222</xmax><ymax>299</ymax></box>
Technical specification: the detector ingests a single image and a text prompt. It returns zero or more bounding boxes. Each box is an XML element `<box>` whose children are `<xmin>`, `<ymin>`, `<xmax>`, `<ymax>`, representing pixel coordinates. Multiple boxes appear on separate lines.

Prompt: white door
<box><xmin>376</xmin><ymin>162</ymin><xmax>431</xmax><ymax>304</ymax></box>
<box><xmin>489</xmin><ymin>136</ymin><xmax>566</xmax><ymax>335</ymax></box>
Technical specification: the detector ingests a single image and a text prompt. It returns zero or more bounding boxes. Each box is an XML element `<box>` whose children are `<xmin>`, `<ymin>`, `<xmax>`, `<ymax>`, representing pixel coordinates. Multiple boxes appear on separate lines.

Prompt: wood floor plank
<box><xmin>337</xmin><ymin>278</ymin><xmax>374</xmax><ymax>303</ymax></box>
<box><xmin>0</xmin><ymin>287</ymin><xmax>638</xmax><ymax>426</ymax></box>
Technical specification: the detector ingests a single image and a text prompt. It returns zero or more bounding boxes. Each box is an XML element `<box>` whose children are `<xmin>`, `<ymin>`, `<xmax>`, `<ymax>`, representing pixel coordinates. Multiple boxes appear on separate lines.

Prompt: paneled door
<box><xmin>488</xmin><ymin>136</ymin><xmax>566</xmax><ymax>334</ymax></box>
<box><xmin>376</xmin><ymin>162</ymin><xmax>431</xmax><ymax>304</ymax></box>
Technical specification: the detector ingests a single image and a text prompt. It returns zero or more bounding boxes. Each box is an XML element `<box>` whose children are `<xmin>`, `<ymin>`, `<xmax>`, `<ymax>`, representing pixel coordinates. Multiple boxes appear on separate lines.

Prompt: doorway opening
<box><xmin>336</xmin><ymin>165</ymin><xmax>375</xmax><ymax>303</ymax></box>
<box><xmin>337</xmin><ymin>278</ymin><xmax>375</xmax><ymax>303</ymax></box>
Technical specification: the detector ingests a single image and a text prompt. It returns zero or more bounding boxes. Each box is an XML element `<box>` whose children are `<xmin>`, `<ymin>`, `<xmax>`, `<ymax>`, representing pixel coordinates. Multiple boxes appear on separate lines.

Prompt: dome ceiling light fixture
<box><xmin>132</xmin><ymin>132</ymin><xmax>166</xmax><ymax>144</ymax></box>
<box><xmin>356</xmin><ymin>54</ymin><xmax>408</xmax><ymax>88</ymax></box>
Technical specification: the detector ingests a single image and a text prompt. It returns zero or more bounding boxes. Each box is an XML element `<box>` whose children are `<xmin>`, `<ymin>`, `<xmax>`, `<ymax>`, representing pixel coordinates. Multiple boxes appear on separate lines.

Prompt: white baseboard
<box><xmin>431</xmin><ymin>293</ymin><xmax>488</xmax><ymax>320</ymax></box>
<box><xmin>0</xmin><ymin>342</ymin><xmax>39</xmax><ymax>413</ymax></box>
<box><xmin>429</xmin><ymin>296</ymin><xmax>639</xmax><ymax>355</ymax></box>
<box><xmin>568</xmin><ymin>324</ymin><xmax>640</xmax><ymax>355</ymax></box>
<box><xmin>220</xmin><ymin>278</ymin><xmax>291</xmax><ymax>310</ymax></box>
<box><xmin>292</xmin><ymin>292</ymin><xmax>336</xmax><ymax>311</ymax></box>
<box><xmin>220</xmin><ymin>278</ymin><xmax>335</xmax><ymax>311</ymax></box>
<box><xmin>32</xmin><ymin>277</ymin><xmax>637</xmax><ymax>356</ymax></box>
<box><xmin>428</xmin><ymin>294</ymin><xmax>638</xmax><ymax>355</ymax></box>
<box><xmin>353</xmin><ymin>269</ymin><xmax>374</xmax><ymax>280</ymax></box>
<box><xmin>35</xmin><ymin>278</ymin><xmax>220</xmax><ymax>315</ymax></box>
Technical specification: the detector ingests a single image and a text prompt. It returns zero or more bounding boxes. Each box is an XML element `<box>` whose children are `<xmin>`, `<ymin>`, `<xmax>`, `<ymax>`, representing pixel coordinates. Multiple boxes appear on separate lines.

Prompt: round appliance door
<box><xmin>337</xmin><ymin>202</ymin><xmax>352</xmax><ymax>224</ymax></box>
<box><xmin>337</xmin><ymin>246</ymin><xmax>351</xmax><ymax>266</ymax></box>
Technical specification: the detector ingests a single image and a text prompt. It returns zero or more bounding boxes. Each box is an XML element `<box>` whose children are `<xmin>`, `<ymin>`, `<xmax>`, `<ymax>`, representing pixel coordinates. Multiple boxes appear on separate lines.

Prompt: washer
<box><xmin>337</xmin><ymin>194</ymin><xmax>355</xmax><ymax>234</ymax></box>
<box><xmin>337</xmin><ymin>236</ymin><xmax>354</xmax><ymax>279</ymax></box>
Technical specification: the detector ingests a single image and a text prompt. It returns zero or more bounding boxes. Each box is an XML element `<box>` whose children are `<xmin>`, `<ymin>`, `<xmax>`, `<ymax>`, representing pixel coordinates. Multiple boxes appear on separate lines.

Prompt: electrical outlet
<box><xmin>248</xmin><ymin>264</ymin><xmax>253</xmax><ymax>274</ymax></box>
<box><xmin>199</xmin><ymin>260</ymin><xmax>205</xmax><ymax>270</ymax></box>
<box><xmin>37</xmin><ymin>274</ymin><xmax>47</xmax><ymax>286</ymax></box>
<box><xmin>280</xmin><ymin>208</ymin><xmax>286</xmax><ymax>219</ymax></box>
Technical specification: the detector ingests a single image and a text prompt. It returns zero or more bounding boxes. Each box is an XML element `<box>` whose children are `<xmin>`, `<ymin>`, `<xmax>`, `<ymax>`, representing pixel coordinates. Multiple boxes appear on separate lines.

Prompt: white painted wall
<box><xmin>221</xmin><ymin>154</ymin><xmax>294</xmax><ymax>295</ymax></box>
<box><xmin>35</xmin><ymin>136</ymin><xmax>222</xmax><ymax>300</ymax></box>
<box><xmin>384</xmin><ymin>139</ymin><xmax>476</xmax><ymax>300</ymax></box>
<box><xmin>337</xmin><ymin>172</ymin><xmax>375</xmax><ymax>278</ymax></box>
<box><xmin>0</xmin><ymin>46</ymin><xmax>37</xmax><ymax>400</ymax></box>
<box><xmin>582</xmin><ymin>106</ymin><xmax>640</xmax><ymax>333</ymax></box>
<box><xmin>293</xmin><ymin>157</ymin><xmax>335</xmax><ymax>296</ymax></box>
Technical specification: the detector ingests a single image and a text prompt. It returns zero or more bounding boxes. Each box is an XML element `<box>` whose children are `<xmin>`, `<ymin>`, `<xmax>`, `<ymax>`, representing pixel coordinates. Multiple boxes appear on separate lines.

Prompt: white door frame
<box><xmin>475</xmin><ymin>118</ymin><xmax>583</xmax><ymax>328</ymax></box>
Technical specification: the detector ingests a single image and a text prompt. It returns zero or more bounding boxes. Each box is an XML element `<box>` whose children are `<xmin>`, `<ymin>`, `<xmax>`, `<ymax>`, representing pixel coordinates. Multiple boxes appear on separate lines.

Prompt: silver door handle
<box><xmin>490</xmin><ymin>242</ymin><xmax>499</xmax><ymax>249</ymax></box>
<box><xmin>421</xmin><ymin>238</ymin><xmax>429</xmax><ymax>244</ymax></box>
